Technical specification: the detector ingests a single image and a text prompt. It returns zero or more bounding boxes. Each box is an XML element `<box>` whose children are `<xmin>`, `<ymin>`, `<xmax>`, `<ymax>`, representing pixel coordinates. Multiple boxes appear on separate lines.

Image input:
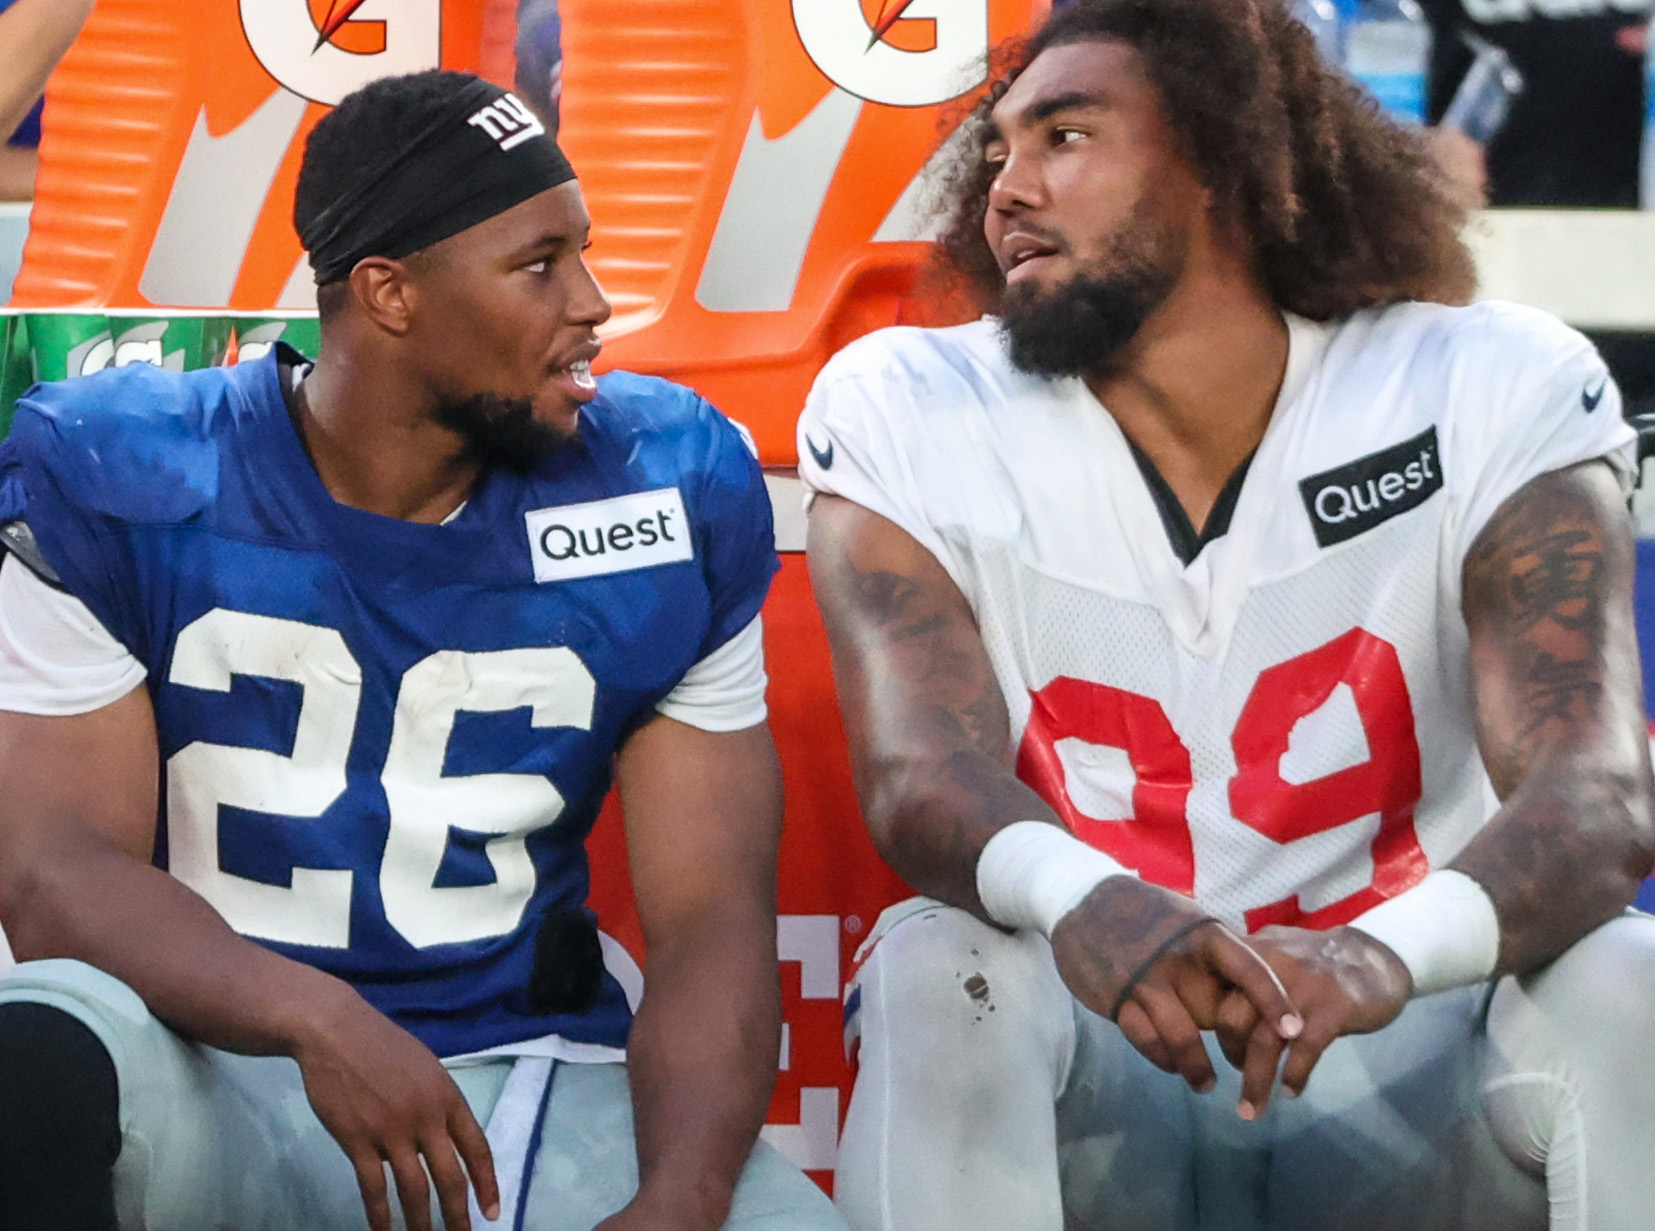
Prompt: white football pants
<box><xmin>836</xmin><ymin>898</ymin><xmax>1655</xmax><ymax>1231</ymax></box>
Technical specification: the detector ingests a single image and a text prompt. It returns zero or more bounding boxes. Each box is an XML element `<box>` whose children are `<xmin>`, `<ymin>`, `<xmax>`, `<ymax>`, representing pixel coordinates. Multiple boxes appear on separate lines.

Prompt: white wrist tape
<box><xmin>976</xmin><ymin>821</ymin><xmax>1134</xmax><ymax>937</ymax></box>
<box><xmin>1347</xmin><ymin>869</ymin><xmax>1501</xmax><ymax>996</ymax></box>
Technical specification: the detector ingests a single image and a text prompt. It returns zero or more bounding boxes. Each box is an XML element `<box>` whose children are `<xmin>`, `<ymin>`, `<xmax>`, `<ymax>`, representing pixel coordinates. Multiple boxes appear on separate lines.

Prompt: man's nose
<box><xmin>565</xmin><ymin>259</ymin><xmax>613</xmax><ymax>328</ymax></box>
<box><xmin>986</xmin><ymin>147</ymin><xmax>1046</xmax><ymax>216</ymax></box>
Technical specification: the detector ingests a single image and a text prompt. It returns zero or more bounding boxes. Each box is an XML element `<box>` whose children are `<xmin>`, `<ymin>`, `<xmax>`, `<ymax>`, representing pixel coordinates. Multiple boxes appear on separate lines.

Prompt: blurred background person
<box><xmin>515</xmin><ymin>0</ymin><xmax>563</xmax><ymax>134</ymax></box>
<box><xmin>1419</xmin><ymin>0</ymin><xmax>1655</xmax><ymax>416</ymax></box>
<box><xmin>1421</xmin><ymin>0</ymin><xmax>1650</xmax><ymax>209</ymax></box>
<box><xmin>0</xmin><ymin>0</ymin><xmax>97</xmax><ymax>201</ymax></box>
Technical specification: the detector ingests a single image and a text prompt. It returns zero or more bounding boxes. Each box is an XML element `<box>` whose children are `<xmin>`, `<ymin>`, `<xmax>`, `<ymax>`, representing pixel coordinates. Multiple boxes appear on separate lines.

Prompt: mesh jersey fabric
<box><xmin>798</xmin><ymin>301</ymin><xmax>1633</xmax><ymax>931</ymax></box>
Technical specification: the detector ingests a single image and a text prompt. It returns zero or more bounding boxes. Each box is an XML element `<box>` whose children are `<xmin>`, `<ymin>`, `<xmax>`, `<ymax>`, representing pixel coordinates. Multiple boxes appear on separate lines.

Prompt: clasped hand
<box><xmin>1049</xmin><ymin>880</ymin><xmax>1411</xmax><ymax>1120</ymax></box>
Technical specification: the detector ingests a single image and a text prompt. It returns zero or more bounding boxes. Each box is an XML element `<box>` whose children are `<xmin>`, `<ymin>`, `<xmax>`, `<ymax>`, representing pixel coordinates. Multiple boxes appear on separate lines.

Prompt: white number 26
<box><xmin>166</xmin><ymin>609</ymin><xmax>595</xmax><ymax>950</ymax></box>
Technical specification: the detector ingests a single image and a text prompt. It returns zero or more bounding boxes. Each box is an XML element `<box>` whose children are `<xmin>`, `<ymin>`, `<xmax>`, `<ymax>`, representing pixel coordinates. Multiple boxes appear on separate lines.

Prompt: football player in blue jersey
<box><xmin>0</xmin><ymin>70</ymin><xmax>845</xmax><ymax>1231</ymax></box>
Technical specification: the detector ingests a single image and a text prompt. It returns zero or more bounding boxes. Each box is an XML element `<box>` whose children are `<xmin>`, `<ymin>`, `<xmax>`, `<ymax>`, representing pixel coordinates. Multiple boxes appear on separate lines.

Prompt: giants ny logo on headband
<box><xmin>467</xmin><ymin>94</ymin><xmax>546</xmax><ymax>152</ymax></box>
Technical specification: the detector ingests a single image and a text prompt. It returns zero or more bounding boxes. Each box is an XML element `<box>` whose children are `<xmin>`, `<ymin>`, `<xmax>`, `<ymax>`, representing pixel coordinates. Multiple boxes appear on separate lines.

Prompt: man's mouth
<box><xmin>548</xmin><ymin>344</ymin><xmax>601</xmax><ymax>403</ymax></box>
<box><xmin>1001</xmin><ymin>233</ymin><xmax>1062</xmax><ymax>277</ymax></box>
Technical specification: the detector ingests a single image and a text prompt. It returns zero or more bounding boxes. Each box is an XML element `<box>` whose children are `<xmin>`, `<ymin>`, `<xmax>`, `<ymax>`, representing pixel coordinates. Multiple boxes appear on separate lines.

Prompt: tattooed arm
<box><xmin>807</xmin><ymin>495</ymin><xmax>1300</xmax><ymax>1113</ymax></box>
<box><xmin>1215</xmin><ymin>461</ymin><xmax>1655</xmax><ymax>1100</ymax></box>
<box><xmin>1456</xmin><ymin>459</ymin><xmax>1655</xmax><ymax>973</ymax></box>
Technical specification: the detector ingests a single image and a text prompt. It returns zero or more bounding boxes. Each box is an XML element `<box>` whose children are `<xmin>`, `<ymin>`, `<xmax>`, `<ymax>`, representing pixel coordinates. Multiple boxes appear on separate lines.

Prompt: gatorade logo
<box><xmin>241</xmin><ymin>0</ymin><xmax>441</xmax><ymax>107</ymax></box>
<box><xmin>793</xmin><ymin>0</ymin><xmax>990</xmax><ymax>107</ymax></box>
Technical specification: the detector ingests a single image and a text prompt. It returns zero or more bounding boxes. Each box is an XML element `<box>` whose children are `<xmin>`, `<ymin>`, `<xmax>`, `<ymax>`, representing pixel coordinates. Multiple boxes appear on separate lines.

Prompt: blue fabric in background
<box><xmin>1634</xmin><ymin>540</ymin><xmax>1655</xmax><ymax>909</ymax></box>
<box><xmin>8</xmin><ymin>101</ymin><xmax>42</xmax><ymax>150</ymax></box>
<box><xmin>0</xmin><ymin>0</ymin><xmax>44</xmax><ymax>148</ymax></box>
<box><xmin>514</xmin><ymin>0</ymin><xmax>562</xmax><ymax>134</ymax></box>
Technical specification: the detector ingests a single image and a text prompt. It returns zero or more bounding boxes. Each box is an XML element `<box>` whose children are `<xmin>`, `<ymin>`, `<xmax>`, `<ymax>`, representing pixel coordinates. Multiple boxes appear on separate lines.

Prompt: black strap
<box><xmin>0</xmin><ymin>520</ymin><xmax>63</xmax><ymax>589</ymax></box>
<box><xmin>1109</xmin><ymin>915</ymin><xmax>1220</xmax><ymax>1021</ymax></box>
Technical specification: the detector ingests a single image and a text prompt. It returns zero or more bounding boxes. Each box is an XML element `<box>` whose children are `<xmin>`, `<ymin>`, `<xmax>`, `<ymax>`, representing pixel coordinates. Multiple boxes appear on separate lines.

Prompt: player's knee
<box><xmin>1529</xmin><ymin>913</ymin><xmax>1655</xmax><ymax>1030</ymax></box>
<box><xmin>1501</xmin><ymin>913</ymin><xmax>1655</xmax><ymax>1090</ymax></box>
<box><xmin>0</xmin><ymin>1002</ymin><xmax>121</xmax><ymax>1203</ymax></box>
<box><xmin>852</xmin><ymin>901</ymin><xmax>1072</xmax><ymax>1091</ymax></box>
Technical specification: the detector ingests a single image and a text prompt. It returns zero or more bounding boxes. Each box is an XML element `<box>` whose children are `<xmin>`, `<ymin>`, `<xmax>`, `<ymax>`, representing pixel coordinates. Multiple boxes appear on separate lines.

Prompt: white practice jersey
<box><xmin>799</xmin><ymin>302</ymin><xmax>1635</xmax><ymax>932</ymax></box>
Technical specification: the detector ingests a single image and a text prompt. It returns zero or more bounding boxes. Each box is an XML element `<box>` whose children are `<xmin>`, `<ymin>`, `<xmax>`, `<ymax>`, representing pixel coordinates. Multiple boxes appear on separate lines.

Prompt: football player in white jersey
<box><xmin>799</xmin><ymin>0</ymin><xmax>1655</xmax><ymax>1228</ymax></box>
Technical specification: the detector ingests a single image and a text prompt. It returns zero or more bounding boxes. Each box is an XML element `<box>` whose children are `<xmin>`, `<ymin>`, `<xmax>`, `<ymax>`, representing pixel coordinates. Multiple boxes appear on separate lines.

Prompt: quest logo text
<box><xmin>525</xmin><ymin>489</ymin><xmax>694</xmax><ymax>583</ymax></box>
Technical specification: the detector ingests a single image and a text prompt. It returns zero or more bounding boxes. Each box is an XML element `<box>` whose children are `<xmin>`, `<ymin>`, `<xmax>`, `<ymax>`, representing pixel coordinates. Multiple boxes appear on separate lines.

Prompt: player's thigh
<box><xmin>837</xmin><ymin>897</ymin><xmax>1077</xmax><ymax>1231</ymax></box>
<box><xmin>1484</xmin><ymin>910</ymin><xmax>1655</xmax><ymax>1231</ymax></box>
<box><xmin>0</xmin><ymin>958</ymin><xmax>368</xmax><ymax>1230</ymax></box>
<box><xmin>523</xmin><ymin>1062</ymin><xmax>843</xmax><ymax>1231</ymax></box>
<box><xmin>1265</xmin><ymin>985</ymin><xmax>1545</xmax><ymax>1231</ymax></box>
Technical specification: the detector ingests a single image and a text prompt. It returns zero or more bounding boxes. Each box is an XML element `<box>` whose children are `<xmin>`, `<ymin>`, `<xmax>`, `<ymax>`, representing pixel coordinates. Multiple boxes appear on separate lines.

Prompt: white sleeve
<box><xmin>0</xmin><ymin>554</ymin><xmax>147</xmax><ymax>715</ymax></box>
<box><xmin>654</xmin><ymin>616</ymin><xmax>768</xmax><ymax>733</ymax></box>
<box><xmin>1446</xmin><ymin>304</ymin><xmax>1638</xmax><ymax>563</ymax></box>
<box><xmin>796</xmin><ymin>334</ymin><xmax>955</xmax><ymax>572</ymax></box>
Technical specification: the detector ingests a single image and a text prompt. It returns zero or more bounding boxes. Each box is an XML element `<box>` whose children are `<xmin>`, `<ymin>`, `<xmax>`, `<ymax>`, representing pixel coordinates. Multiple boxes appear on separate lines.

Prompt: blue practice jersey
<box><xmin>0</xmin><ymin>349</ymin><xmax>778</xmax><ymax>1057</ymax></box>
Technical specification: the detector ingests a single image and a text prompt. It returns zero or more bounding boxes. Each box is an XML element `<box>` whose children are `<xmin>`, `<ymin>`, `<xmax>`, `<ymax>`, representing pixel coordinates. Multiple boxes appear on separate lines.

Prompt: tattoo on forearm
<box><xmin>815</xmin><ymin>522</ymin><xmax>1055</xmax><ymax>907</ymax></box>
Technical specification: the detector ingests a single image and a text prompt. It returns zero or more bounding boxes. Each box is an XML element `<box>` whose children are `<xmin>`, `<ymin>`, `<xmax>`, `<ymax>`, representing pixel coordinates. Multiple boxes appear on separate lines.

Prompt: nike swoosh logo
<box><xmin>1583</xmin><ymin>379</ymin><xmax>1608</xmax><ymax>412</ymax></box>
<box><xmin>805</xmin><ymin>434</ymin><xmax>834</xmax><ymax>470</ymax></box>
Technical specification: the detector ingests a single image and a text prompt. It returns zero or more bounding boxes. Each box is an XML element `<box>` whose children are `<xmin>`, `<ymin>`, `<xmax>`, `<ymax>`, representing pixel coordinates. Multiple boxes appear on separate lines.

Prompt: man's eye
<box><xmin>1054</xmin><ymin>127</ymin><xmax>1085</xmax><ymax>145</ymax></box>
<box><xmin>525</xmin><ymin>259</ymin><xmax>549</xmax><ymax>274</ymax></box>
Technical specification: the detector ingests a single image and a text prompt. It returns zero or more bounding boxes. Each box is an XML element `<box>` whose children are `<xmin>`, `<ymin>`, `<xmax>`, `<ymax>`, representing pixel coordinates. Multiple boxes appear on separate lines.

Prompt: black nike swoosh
<box><xmin>1583</xmin><ymin>380</ymin><xmax>1608</xmax><ymax>412</ymax></box>
<box><xmin>805</xmin><ymin>433</ymin><xmax>834</xmax><ymax>470</ymax></box>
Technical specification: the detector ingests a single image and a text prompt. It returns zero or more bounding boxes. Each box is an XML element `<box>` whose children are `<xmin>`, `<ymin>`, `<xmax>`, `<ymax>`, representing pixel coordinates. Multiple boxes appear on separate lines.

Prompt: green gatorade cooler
<box><xmin>232</xmin><ymin>315</ymin><xmax>321</xmax><ymax>365</ymax></box>
<box><xmin>103</xmin><ymin>312</ymin><xmax>233</xmax><ymax>372</ymax></box>
<box><xmin>24</xmin><ymin>311</ymin><xmax>113</xmax><ymax>382</ymax></box>
<box><xmin>0</xmin><ymin>315</ymin><xmax>34</xmax><ymax>437</ymax></box>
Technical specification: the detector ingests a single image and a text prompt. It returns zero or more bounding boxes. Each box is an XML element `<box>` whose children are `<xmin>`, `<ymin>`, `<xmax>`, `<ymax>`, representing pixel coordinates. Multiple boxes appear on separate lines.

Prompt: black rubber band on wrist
<box><xmin>1109</xmin><ymin>915</ymin><xmax>1220</xmax><ymax>1021</ymax></box>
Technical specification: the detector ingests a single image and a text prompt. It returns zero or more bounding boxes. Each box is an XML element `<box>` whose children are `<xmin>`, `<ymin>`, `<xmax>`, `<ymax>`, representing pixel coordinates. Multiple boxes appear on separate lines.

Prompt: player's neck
<box><xmin>293</xmin><ymin>359</ymin><xmax>481</xmax><ymax>524</ymax></box>
<box><xmin>1083</xmin><ymin>266</ymin><xmax>1288</xmax><ymax>535</ymax></box>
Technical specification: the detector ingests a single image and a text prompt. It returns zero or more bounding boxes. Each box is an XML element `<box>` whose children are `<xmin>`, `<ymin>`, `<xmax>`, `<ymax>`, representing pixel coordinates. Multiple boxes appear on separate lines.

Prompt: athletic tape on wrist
<box><xmin>1347</xmin><ymin>869</ymin><xmax>1501</xmax><ymax>996</ymax></box>
<box><xmin>976</xmin><ymin>821</ymin><xmax>1133</xmax><ymax>937</ymax></box>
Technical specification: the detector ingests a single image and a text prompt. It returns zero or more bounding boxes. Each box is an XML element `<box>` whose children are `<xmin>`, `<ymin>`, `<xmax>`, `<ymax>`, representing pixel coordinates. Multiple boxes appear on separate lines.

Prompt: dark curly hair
<box><xmin>934</xmin><ymin>0</ymin><xmax>1476</xmax><ymax>319</ymax></box>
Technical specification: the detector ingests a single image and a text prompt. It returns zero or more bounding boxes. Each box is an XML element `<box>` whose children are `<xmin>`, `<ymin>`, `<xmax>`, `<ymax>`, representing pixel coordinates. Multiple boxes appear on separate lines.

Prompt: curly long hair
<box><xmin>934</xmin><ymin>0</ymin><xmax>1476</xmax><ymax>319</ymax></box>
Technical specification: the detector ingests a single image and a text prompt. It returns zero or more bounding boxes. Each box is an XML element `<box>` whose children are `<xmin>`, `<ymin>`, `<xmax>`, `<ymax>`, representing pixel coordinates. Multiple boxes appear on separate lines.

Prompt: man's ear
<box><xmin>347</xmin><ymin>256</ymin><xmax>418</xmax><ymax>337</ymax></box>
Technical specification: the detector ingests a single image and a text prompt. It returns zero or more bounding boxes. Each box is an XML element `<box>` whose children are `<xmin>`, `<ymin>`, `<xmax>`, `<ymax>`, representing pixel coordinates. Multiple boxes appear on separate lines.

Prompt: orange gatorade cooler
<box><xmin>556</xmin><ymin>0</ymin><xmax>1051</xmax><ymax>1184</ymax></box>
<box><xmin>561</xmin><ymin>0</ymin><xmax>1045</xmax><ymax>464</ymax></box>
<box><xmin>11</xmin><ymin>0</ymin><xmax>519</xmax><ymax>309</ymax></box>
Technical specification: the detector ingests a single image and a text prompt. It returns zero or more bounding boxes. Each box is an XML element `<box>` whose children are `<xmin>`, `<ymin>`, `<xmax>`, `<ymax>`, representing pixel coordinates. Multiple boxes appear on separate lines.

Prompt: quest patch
<box><xmin>524</xmin><ymin>488</ymin><xmax>694</xmax><ymax>582</ymax></box>
<box><xmin>1298</xmin><ymin>427</ymin><xmax>1443</xmax><ymax>548</ymax></box>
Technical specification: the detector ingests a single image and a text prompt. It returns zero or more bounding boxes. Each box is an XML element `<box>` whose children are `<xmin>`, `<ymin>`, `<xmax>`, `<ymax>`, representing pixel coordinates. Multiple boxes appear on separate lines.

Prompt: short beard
<box><xmin>996</xmin><ymin>207</ymin><xmax>1182</xmax><ymax>379</ymax></box>
<box><xmin>433</xmin><ymin>392</ymin><xmax>576</xmax><ymax>473</ymax></box>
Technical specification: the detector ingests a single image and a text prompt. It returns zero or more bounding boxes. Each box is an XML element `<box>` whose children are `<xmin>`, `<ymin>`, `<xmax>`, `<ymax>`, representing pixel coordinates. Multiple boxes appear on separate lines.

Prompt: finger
<box><xmin>1136</xmin><ymin>983</ymin><xmax>1215</xmax><ymax>1094</ymax></box>
<box><xmin>388</xmin><ymin>1147</ymin><xmax>435</xmax><ymax>1231</ymax></box>
<box><xmin>1280</xmin><ymin>1018</ymin><xmax>1340</xmax><ymax>1098</ymax></box>
<box><xmin>349</xmin><ymin>1150</ymin><xmax>393</xmax><ymax>1231</ymax></box>
<box><xmin>1207</xmin><ymin>935</ymin><xmax>1303</xmax><ymax>1040</ymax></box>
<box><xmin>1214</xmin><ymin>990</ymin><xmax>1259</xmax><ymax>1072</ymax></box>
<box><xmin>449</xmin><ymin>1102</ymin><xmax>500</xmax><ymax>1222</ymax></box>
<box><xmin>1115</xmin><ymin>999</ymin><xmax>1175</xmax><ymax>1073</ymax></box>
<box><xmin>1237</xmin><ymin>1016</ymin><xmax>1287</xmax><ymax>1121</ymax></box>
<box><xmin>423</xmin><ymin>1132</ymin><xmax>473</xmax><ymax>1231</ymax></box>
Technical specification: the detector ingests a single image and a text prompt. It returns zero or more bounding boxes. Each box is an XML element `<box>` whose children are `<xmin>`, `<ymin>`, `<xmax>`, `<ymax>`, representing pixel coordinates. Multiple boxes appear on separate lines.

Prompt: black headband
<box><xmin>300</xmin><ymin>78</ymin><xmax>576</xmax><ymax>285</ymax></box>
